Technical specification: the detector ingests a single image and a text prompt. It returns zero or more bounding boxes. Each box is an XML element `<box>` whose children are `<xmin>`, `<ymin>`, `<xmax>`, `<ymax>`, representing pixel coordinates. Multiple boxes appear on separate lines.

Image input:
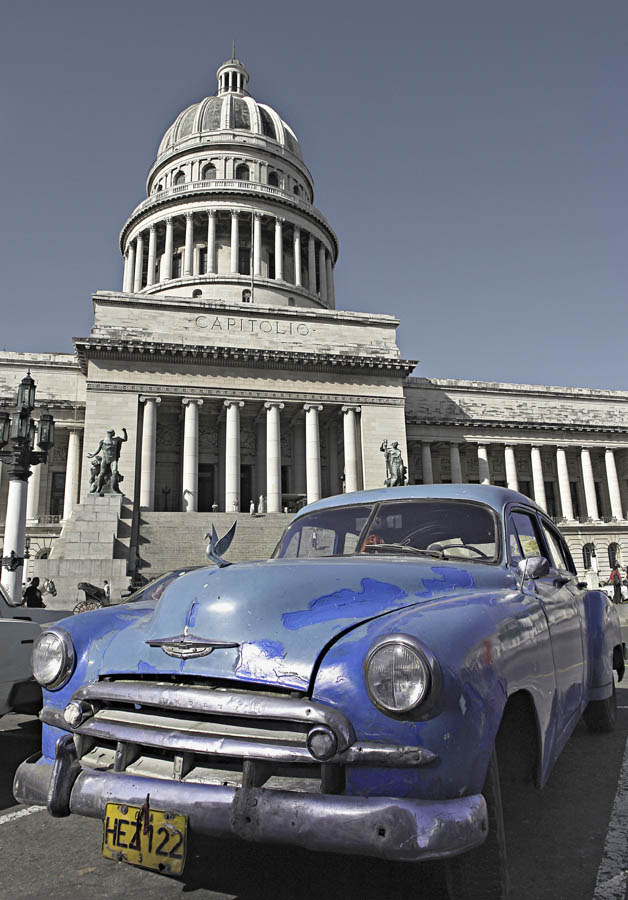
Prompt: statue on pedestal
<box><xmin>380</xmin><ymin>439</ymin><xmax>407</xmax><ymax>487</ymax></box>
<box><xmin>88</xmin><ymin>428</ymin><xmax>128</xmax><ymax>495</ymax></box>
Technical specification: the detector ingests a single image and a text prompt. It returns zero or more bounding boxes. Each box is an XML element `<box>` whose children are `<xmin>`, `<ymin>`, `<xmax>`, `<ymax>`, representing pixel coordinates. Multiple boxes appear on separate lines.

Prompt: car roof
<box><xmin>293</xmin><ymin>484</ymin><xmax>544</xmax><ymax>520</ymax></box>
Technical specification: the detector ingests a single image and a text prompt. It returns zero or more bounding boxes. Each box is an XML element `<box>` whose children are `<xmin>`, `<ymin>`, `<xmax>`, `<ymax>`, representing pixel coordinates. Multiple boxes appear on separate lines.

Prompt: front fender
<box><xmin>312</xmin><ymin>591</ymin><xmax>536</xmax><ymax>801</ymax></box>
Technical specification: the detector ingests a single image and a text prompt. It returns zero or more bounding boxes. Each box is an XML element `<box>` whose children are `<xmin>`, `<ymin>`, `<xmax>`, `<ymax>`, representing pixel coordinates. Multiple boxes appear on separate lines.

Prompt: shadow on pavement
<box><xmin>0</xmin><ymin>715</ymin><xmax>41</xmax><ymax>812</ymax></box>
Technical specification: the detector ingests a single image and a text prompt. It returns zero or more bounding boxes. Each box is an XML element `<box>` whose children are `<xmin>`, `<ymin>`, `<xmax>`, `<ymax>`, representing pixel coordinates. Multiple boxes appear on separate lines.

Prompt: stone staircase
<box><xmin>137</xmin><ymin>512</ymin><xmax>289</xmax><ymax>578</ymax></box>
<box><xmin>32</xmin><ymin>493</ymin><xmax>132</xmax><ymax>608</ymax></box>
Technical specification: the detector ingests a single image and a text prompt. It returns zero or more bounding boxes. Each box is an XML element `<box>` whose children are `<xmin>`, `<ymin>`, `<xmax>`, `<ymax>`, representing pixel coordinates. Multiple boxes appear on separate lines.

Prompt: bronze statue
<box><xmin>88</xmin><ymin>428</ymin><xmax>127</xmax><ymax>495</ymax></box>
<box><xmin>380</xmin><ymin>439</ymin><xmax>407</xmax><ymax>487</ymax></box>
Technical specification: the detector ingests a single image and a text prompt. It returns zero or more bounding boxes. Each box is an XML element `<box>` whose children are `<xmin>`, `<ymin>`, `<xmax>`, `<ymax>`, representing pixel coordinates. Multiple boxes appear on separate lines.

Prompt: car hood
<box><xmin>98</xmin><ymin>557</ymin><xmax>482</xmax><ymax>691</ymax></box>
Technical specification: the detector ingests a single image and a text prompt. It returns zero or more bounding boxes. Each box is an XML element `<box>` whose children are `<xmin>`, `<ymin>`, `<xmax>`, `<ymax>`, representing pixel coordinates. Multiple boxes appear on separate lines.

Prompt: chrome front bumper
<box><xmin>14</xmin><ymin>736</ymin><xmax>488</xmax><ymax>863</ymax></box>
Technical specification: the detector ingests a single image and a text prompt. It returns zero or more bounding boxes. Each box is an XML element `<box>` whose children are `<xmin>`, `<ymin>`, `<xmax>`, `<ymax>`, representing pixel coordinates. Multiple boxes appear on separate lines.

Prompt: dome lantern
<box><xmin>217</xmin><ymin>45</ymin><xmax>249</xmax><ymax>95</ymax></box>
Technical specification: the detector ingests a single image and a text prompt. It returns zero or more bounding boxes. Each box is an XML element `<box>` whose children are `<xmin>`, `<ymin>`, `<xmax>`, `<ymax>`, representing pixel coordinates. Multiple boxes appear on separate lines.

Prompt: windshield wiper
<box><xmin>361</xmin><ymin>543</ymin><xmax>444</xmax><ymax>558</ymax></box>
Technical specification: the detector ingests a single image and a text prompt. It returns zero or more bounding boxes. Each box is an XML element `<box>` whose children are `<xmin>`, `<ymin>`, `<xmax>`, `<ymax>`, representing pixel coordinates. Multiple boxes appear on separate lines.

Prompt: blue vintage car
<box><xmin>14</xmin><ymin>485</ymin><xmax>624</xmax><ymax>899</ymax></box>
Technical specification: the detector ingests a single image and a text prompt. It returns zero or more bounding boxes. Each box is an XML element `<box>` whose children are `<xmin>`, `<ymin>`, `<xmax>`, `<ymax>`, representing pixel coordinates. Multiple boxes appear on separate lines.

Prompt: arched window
<box><xmin>192</xmin><ymin>289</ymin><xmax>203</xmax><ymax>298</ymax></box>
<box><xmin>242</xmin><ymin>289</ymin><xmax>252</xmax><ymax>303</ymax></box>
<box><xmin>583</xmin><ymin>543</ymin><xmax>597</xmax><ymax>570</ymax></box>
<box><xmin>173</xmin><ymin>171</ymin><xmax>185</xmax><ymax>186</ymax></box>
<box><xmin>202</xmin><ymin>163</ymin><xmax>216</xmax><ymax>181</ymax></box>
<box><xmin>268</xmin><ymin>171</ymin><xmax>279</xmax><ymax>187</ymax></box>
<box><xmin>609</xmin><ymin>543</ymin><xmax>622</xmax><ymax>568</ymax></box>
<box><xmin>293</xmin><ymin>184</ymin><xmax>300</xmax><ymax>196</ymax></box>
<box><xmin>235</xmin><ymin>164</ymin><xmax>249</xmax><ymax>181</ymax></box>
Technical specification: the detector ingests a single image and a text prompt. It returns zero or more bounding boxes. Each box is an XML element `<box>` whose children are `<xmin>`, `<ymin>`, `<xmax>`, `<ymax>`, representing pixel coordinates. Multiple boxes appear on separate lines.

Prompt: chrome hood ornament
<box><xmin>204</xmin><ymin>521</ymin><xmax>237</xmax><ymax>568</ymax></box>
<box><xmin>146</xmin><ymin>635</ymin><xmax>240</xmax><ymax>659</ymax></box>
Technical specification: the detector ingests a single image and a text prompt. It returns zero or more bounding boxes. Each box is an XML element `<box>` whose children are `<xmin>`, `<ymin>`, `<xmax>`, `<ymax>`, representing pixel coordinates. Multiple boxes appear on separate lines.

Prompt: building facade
<box><xmin>1</xmin><ymin>55</ymin><xmax>627</xmax><ymax>597</ymax></box>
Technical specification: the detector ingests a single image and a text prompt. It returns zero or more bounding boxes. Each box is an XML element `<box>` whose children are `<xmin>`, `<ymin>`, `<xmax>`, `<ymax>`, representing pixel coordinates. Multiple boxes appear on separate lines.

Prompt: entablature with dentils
<box><xmin>72</xmin><ymin>336</ymin><xmax>417</xmax><ymax>378</ymax></box>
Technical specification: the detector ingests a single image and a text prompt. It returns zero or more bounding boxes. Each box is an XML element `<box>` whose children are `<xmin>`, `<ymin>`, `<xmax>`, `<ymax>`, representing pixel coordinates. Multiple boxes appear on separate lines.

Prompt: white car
<box><xmin>0</xmin><ymin>583</ymin><xmax>73</xmax><ymax>715</ymax></box>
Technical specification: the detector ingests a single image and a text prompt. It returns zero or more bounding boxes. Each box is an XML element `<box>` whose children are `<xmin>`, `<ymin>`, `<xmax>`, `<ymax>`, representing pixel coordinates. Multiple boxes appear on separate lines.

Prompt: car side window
<box><xmin>508</xmin><ymin>511</ymin><xmax>544</xmax><ymax>564</ymax></box>
<box><xmin>541</xmin><ymin>521</ymin><xmax>574</xmax><ymax>574</ymax></box>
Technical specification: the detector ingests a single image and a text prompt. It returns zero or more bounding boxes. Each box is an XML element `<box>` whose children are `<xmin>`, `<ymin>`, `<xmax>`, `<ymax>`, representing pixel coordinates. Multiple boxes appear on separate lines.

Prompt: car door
<box><xmin>508</xmin><ymin>508</ymin><xmax>585</xmax><ymax>736</ymax></box>
<box><xmin>535</xmin><ymin>517</ymin><xmax>587</xmax><ymax>722</ymax></box>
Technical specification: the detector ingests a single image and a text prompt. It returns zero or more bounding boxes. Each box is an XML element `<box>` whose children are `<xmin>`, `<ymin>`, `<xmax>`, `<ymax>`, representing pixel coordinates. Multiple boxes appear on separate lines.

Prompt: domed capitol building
<box><xmin>1</xmin><ymin>55</ymin><xmax>627</xmax><ymax>599</ymax></box>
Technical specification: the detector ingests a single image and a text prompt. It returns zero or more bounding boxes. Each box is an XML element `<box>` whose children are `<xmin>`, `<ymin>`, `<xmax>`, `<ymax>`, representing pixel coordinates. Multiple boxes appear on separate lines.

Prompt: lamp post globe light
<box><xmin>0</xmin><ymin>371</ymin><xmax>54</xmax><ymax>602</ymax></box>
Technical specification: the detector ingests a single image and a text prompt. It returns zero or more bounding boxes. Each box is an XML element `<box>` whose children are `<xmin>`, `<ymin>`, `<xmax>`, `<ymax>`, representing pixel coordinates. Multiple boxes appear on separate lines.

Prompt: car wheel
<box><xmin>583</xmin><ymin>679</ymin><xmax>616</xmax><ymax>733</ymax></box>
<box><xmin>444</xmin><ymin>749</ymin><xmax>509</xmax><ymax>900</ymax></box>
<box><xmin>73</xmin><ymin>599</ymin><xmax>103</xmax><ymax>615</ymax></box>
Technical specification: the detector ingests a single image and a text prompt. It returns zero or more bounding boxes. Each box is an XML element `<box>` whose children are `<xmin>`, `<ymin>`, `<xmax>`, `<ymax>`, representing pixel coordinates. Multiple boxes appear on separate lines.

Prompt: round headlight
<box><xmin>365</xmin><ymin>638</ymin><xmax>431</xmax><ymax>714</ymax></box>
<box><xmin>32</xmin><ymin>630</ymin><xmax>75</xmax><ymax>690</ymax></box>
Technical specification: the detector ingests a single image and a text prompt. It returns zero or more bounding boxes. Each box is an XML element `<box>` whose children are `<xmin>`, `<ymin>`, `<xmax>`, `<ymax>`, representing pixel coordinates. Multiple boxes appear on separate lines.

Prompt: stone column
<box><xmin>265</xmin><ymin>402</ymin><xmax>284</xmax><ymax>512</ymax></box>
<box><xmin>449</xmin><ymin>442</ymin><xmax>462</xmax><ymax>483</ymax></box>
<box><xmin>184</xmin><ymin>212</ymin><xmax>194</xmax><ymax>276</ymax></box>
<box><xmin>327</xmin><ymin>419</ymin><xmax>339</xmax><ymax>496</ymax></box>
<box><xmin>530</xmin><ymin>446</ymin><xmax>546</xmax><ymax>511</ymax></box>
<box><xmin>605</xmin><ymin>447</ymin><xmax>624</xmax><ymax>520</ymax></box>
<box><xmin>318</xmin><ymin>245</ymin><xmax>327</xmax><ymax>303</ymax></box>
<box><xmin>255</xmin><ymin>415</ymin><xmax>266</xmax><ymax>501</ymax></box>
<box><xmin>182</xmin><ymin>398</ymin><xmax>203</xmax><ymax>512</ymax></box>
<box><xmin>325</xmin><ymin>254</ymin><xmax>333</xmax><ymax>306</ymax></box>
<box><xmin>224</xmin><ymin>400</ymin><xmax>244</xmax><ymax>511</ymax></box>
<box><xmin>292</xmin><ymin>413</ymin><xmax>306</xmax><ymax>496</ymax></box>
<box><xmin>581</xmin><ymin>447</ymin><xmax>599</xmax><ymax>520</ymax></box>
<box><xmin>274</xmin><ymin>217</ymin><xmax>284</xmax><ymax>281</ymax></box>
<box><xmin>133</xmin><ymin>232</ymin><xmax>144</xmax><ymax>292</ymax></box>
<box><xmin>422</xmin><ymin>442</ymin><xmax>433</xmax><ymax>485</ymax></box>
<box><xmin>556</xmin><ymin>446</ymin><xmax>574</xmax><ymax>521</ymax></box>
<box><xmin>327</xmin><ymin>257</ymin><xmax>335</xmax><ymax>307</ymax></box>
<box><xmin>230</xmin><ymin>211</ymin><xmax>239</xmax><ymax>274</ymax></box>
<box><xmin>504</xmin><ymin>445</ymin><xmax>519</xmax><ymax>492</ymax></box>
<box><xmin>342</xmin><ymin>406</ymin><xmax>360</xmax><ymax>493</ymax></box>
<box><xmin>253</xmin><ymin>213</ymin><xmax>262</xmax><ymax>277</ymax></box>
<box><xmin>163</xmin><ymin>217</ymin><xmax>173</xmax><ymax>280</ymax></box>
<box><xmin>308</xmin><ymin>234</ymin><xmax>316</xmax><ymax>293</ymax></box>
<box><xmin>304</xmin><ymin>404</ymin><xmax>323</xmax><ymax>504</ymax></box>
<box><xmin>139</xmin><ymin>396</ymin><xmax>161</xmax><ymax>510</ymax></box>
<box><xmin>123</xmin><ymin>248</ymin><xmax>133</xmax><ymax>292</ymax></box>
<box><xmin>477</xmin><ymin>444</ymin><xmax>491</xmax><ymax>486</ymax></box>
<box><xmin>146</xmin><ymin>225</ymin><xmax>157</xmax><ymax>287</ymax></box>
<box><xmin>206</xmin><ymin>211</ymin><xmax>216</xmax><ymax>274</ymax></box>
<box><xmin>293</xmin><ymin>227</ymin><xmax>302</xmax><ymax>287</ymax></box>
<box><xmin>25</xmin><ymin>446</ymin><xmax>42</xmax><ymax>521</ymax></box>
<box><xmin>62</xmin><ymin>430</ymin><xmax>81</xmax><ymax>521</ymax></box>
<box><xmin>1</xmin><ymin>479</ymin><xmax>29</xmax><ymax>602</ymax></box>
<box><xmin>217</xmin><ymin>417</ymin><xmax>226</xmax><ymax>510</ymax></box>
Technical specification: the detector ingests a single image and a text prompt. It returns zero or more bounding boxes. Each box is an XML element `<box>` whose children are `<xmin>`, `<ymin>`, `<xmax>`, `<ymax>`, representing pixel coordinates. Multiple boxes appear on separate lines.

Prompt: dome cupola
<box><xmin>119</xmin><ymin>56</ymin><xmax>338</xmax><ymax>310</ymax></box>
<box><xmin>216</xmin><ymin>50</ymin><xmax>250</xmax><ymax>95</ymax></box>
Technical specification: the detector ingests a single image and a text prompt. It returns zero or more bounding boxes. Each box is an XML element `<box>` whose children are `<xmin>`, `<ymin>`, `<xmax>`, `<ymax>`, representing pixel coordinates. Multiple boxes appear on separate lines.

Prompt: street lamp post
<box><xmin>0</xmin><ymin>371</ymin><xmax>54</xmax><ymax>602</ymax></box>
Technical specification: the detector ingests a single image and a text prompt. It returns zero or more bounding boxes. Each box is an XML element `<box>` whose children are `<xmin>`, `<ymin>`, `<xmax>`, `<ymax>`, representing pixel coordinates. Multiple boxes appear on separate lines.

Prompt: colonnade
<box><xmin>138</xmin><ymin>397</ymin><xmax>360</xmax><ymax>512</ymax></box>
<box><xmin>123</xmin><ymin>209</ymin><xmax>335</xmax><ymax>305</ymax></box>
<box><xmin>23</xmin><ymin>428</ymin><xmax>82</xmax><ymax>523</ymax></box>
<box><xmin>416</xmin><ymin>440</ymin><xmax>626</xmax><ymax>521</ymax></box>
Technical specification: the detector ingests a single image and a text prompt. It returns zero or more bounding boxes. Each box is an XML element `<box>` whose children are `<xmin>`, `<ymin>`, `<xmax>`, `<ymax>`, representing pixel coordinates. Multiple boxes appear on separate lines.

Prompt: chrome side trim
<box><xmin>74</xmin><ymin>681</ymin><xmax>355</xmax><ymax>750</ymax></box>
<box><xmin>14</xmin><ymin>754</ymin><xmax>486</xmax><ymax>862</ymax></box>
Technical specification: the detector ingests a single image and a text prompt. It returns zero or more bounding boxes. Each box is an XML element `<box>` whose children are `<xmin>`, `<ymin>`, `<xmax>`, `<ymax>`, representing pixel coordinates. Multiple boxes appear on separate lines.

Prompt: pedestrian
<box><xmin>249</xmin><ymin>499</ymin><xmax>255</xmax><ymax>516</ymax></box>
<box><xmin>21</xmin><ymin>576</ymin><xmax>31</xmax><ymax>603</ymax></box>
<box><xmin>23</xmin><ymin>576</ymin><xmax>45</xmax><ymax>608</ymax></box>
<box><xmin>609</xmin><ymin>564</ymin><xmax>623</xmax><ymax>604</ymax></box>
<box><xmin>103</xmin><ymin>579</ymin><xmax>111</xmax><ymax>605</ymax></box>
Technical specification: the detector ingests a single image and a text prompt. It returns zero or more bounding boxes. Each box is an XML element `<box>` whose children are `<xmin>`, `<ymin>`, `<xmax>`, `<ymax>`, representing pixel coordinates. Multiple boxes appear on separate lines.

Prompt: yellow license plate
<box><xmin>103</xmin><ymin>802</ymin><xmax>187</xmax><ymax>876</ymax></box>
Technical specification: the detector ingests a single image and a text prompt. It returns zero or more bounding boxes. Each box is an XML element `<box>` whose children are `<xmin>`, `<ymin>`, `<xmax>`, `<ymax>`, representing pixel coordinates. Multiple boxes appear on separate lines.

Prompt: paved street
<box><xmin>1</xmin><ymin>686</ymin><xmax>628</xmax><ymax>900</ymax></box>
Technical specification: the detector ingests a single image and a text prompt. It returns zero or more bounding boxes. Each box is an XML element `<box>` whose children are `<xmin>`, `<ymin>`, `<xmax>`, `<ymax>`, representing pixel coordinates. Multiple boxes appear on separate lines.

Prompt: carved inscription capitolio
<box><xmin>194</xmin><ymin>314</ymin><xmax>310</xmax><ymax>337</ymax></box>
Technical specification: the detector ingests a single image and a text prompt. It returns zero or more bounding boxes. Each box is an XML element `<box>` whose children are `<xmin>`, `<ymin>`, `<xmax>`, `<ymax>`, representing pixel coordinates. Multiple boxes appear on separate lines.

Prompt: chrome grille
<box><xmin>50</xmin><ymin>679</ymin><xmax>352</xmax><ymax>794</ymax></box>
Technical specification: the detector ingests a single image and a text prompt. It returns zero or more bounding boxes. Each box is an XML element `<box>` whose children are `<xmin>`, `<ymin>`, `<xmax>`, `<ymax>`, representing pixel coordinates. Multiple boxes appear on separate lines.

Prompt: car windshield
<box><xmin>122</xmin><ymin>568</ymin><xmax>194</xmax><ymax>604</ymax></box>
<box><xmin>273</xmin><ymin>499</ymin><xmax>499</xmax><ymax>561</ymax></box>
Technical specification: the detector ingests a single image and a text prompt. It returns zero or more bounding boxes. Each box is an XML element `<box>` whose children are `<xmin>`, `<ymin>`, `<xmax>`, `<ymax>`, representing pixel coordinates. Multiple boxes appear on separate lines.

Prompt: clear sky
<box><xmin>1</xmin><ymin>0</ymin><xmax>626</xmax><ymax>390</ymax></box>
